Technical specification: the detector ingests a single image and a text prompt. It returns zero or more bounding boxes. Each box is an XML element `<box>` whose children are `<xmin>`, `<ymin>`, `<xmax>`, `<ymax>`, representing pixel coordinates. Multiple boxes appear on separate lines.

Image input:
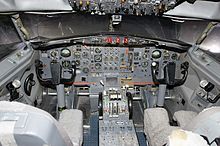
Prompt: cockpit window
<box><xmin>0</xmin><ymin>15</ymin><xmax>21</xmax><ymax>61</ymax></box>
<box><xmin>199</xmin><ymin>24</ymin><xmax>220</xmax><ymax>62</ymax></box>
<box><xmin>20</xmin><ymin>13</ymin><xmax>209</xmax><ymax>45</ymax></box>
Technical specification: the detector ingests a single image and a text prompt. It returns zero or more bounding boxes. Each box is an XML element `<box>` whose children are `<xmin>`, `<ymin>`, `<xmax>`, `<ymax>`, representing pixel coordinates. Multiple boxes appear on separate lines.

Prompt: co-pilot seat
<box><xmin>144</xmin><ymin>107</ymin><xmax>220</xmax><ymax>146</ymax></box>
<box><xmin>0</xmin><ymin>101</ymin><xmax>83</xmax><ymax>146</ymax></box>
<box><xmin>144</xmin><ymin>108</ymin><xmax>180</xmax><ymax>146</ymax></box>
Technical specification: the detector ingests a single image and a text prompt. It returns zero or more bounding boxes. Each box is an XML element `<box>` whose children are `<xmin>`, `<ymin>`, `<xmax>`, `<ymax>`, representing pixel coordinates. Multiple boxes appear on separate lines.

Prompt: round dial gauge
<box><xmin>82</xmin><ymin>52</ymin><xmax>89</xmax><ymax>58</ymax></box>
<box><xmin>171</xmin><ymin>53</ymin><xmax>178</xmax><ymax>60</ymax></box>
<box><xmin>141</xmin><ymin>61</ymin><xmax>148</xmax><ymax>67</ymax></box>
<box><xmin>94</xmin><ymin>55</ymin><xmax>102</xmax><ymax>62</ymax></box>
<box><xmin>74</xmin><ymin>52</ymin><xmax>81</xmax><ymax>59</ymax></box>
<box><xmin>152</xmin><ymin>50</ymin><xmax>161</xmax><ymax>59</ymax></box>
<box><xmin>75</xmin><ymin>60</ymin><xmax>80</xmax><ymax>66</ymax></box>
<box><xmin>142</xmin><ymin>53</ymin><xmax>148</xmax><ymax>59</ymax></box>
<box><xmin>61</xmin><ymin>48</ymin><xmax>71</xmax><ymax>57</ymax></box>
<box><xmin>95</xmin><ymin>63</ymin><xmax>102</xmax><ymax>70</ymax></box>
<box><xmin>50</xmin><ymin>50</ymin><xmax>58</xmax><ymax>58</ymax></box>
<box><xmin>95</xmin><ymin>48</ymin><xmax>102</xmax><ymax>53</ymax></box>
<box><xmin>62</xmin><ymin>60</ymin><xmax>71</xmax><ymax>69</ymax></box>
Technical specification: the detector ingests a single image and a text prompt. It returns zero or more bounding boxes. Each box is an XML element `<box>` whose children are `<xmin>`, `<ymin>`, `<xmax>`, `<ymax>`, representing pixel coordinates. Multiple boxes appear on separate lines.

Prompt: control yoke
<box><xmin>50</xmin><ymin>61</ymin><xmax>76</xmax><ymax>110</ymax></box>
<box><xmin>50</xmin><ymin>61</ymin><xmax>76</xmax><ymax>85</ymax></box>
<box><xmin>151</xmin><ymin>61</ymin><xmax>189</xmax><ymax>87</ymax></box>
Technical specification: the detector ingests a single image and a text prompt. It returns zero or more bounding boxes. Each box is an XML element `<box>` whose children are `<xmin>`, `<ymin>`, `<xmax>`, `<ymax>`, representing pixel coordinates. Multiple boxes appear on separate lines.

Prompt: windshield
<box><xmin>20</xmin><ymin>13</ymin><xmax>209</xmax><ymax>45</ymax></box>
<box><xmin>199</xmin><ymin>24</ymin><xmax>220</xmax><ymax>62</ymax></box>
<box><xmin>0</xmin><ymin>15</ymin><xmax>21</xmax><ymax>61</ymax></box>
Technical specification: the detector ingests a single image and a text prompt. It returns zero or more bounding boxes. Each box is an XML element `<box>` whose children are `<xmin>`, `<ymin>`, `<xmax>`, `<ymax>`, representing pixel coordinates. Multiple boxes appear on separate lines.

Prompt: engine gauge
<box><xmin>142</xmin><ymin>53</ymin><xmax>148</xmax><ymax>59</ymax></box>
<box><xmin>50</xmin><ymin>50</ymin><xmax>58</xmax><ymax>58</ymax></box>
<box><xmin>74</xmin><ymin>60</ymin><xmax>80</xmax><ymax>66</ymax></box>
<box><xmin>94</xmin><ymin>55</ymin><xmax>102</xmax><ymax>62</ymax></box>
<box><xmin>141</xmin><ymin>61</ymin><xmax>148</xmax><ymax>67</ymax></box>
<box><xmin>95</xmin><ymin>48</ymin><xmax>102</xmax><ymax>53</ymax></box>
<box><xmin>62</xmin><ymin>60</ymin><xmax>71</xmax><ymax>69</ymax></box>
<box><xmin>152</xmin><ymin>50</ymin><xmax>161</xmax><ymax>59</ymax></box>
<box><xmin>61</xmin><ymin>48</ymin><xmax>71</xmax><ymax>57</ymax></box>
<box><xmin>95</xmin><ymin>63</ymin><xmax>102</xmax><ymax>70</ymax></box>
<box><xmin>171</xmin><ymin>53</ymin><xmax>178</xmax><ymax>60</ymax></box>
<box><xmin>82</xmin><ymin>67</ymin><xmax>89</xmax><ymax>73</ymax></box>
<box><xmin>74</xmin><ymin>52</ymin><xmax>81</xmax><ymax>59</ymax></box>
<box><xmin>82</xmin><ymin>52</ymin><xmax>89</xmax><ymax>58</ymax></box>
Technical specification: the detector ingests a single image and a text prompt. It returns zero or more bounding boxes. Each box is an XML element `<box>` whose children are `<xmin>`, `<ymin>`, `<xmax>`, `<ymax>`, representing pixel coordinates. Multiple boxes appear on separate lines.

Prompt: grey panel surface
<box><xmin>0</xmin><ymin>0</ymin><xmax>72</xmax><ymax>12</ymax></box>
<box><xmin>0</xmin><ymin>43</ymin><xmax>32</xmax><ymax>86</ymax></box>
<box><xmin>199</xmin><ymin>24</ymin><xmax>220</xmax><ymax>62</ymax></box>
<box><xmin>165</xmin><ymin>1</ymin><xmax>220</xmax><ymax>21</ymax></box>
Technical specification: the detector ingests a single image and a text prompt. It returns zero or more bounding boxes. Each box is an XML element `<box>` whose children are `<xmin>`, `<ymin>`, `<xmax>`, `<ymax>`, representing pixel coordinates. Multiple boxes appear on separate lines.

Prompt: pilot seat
<box><xmin>0</xmin><ymin>101</ymin><xmax>83</xmax><ymax>146</ymax></box>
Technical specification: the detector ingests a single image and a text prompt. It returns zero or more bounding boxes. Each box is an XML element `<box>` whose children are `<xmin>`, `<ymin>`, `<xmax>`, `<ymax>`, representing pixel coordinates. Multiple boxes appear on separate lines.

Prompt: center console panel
<box><xmin>98</xmin><ymin>88</ymin><xmax>139</xmax><ymax>146</ymax></box>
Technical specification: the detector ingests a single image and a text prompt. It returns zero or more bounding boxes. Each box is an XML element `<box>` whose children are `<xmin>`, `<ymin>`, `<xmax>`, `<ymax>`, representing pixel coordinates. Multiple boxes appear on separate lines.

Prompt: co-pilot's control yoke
<box><xmin>151</xmin><ymin>61</ymin><xmax>189</xmax><ymax>106</ymax></box>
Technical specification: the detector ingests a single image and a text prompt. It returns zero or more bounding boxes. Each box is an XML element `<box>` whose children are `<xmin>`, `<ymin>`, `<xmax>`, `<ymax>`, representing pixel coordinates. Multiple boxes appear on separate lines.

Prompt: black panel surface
<box><xmin>0</xmin><ymin>15</ymin><xmax>21</xmax><ymax>61</ymax></box>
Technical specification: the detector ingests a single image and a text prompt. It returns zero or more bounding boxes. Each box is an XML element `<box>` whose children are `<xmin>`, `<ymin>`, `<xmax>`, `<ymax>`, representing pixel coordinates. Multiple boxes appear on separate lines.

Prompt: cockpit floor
<box><xmin>83</xmin><ymin>114</ymin><xmax>99</xmax><ymax>146</ymax></box>
<box><xmin>133</xmin><ymin>101</ymin><xmax>144</xmax><ymax>132</ymax></box>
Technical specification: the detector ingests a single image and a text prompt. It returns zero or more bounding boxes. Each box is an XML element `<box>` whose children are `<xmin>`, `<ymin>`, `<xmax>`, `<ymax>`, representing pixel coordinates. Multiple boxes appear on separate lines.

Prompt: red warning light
<box><xmin>106</xmin><ymin>37</ymin><xmax>113</xmax><ymax>44</ymax></box>
<box><xmin>124</xmin><ymin>37</ymin><xmax>128</xmax><ymax>44</ymax></box>
<box><xmin>116</xmin><ymin>37</ymin><xmax>120</xmax><ymax>44</ymax></box>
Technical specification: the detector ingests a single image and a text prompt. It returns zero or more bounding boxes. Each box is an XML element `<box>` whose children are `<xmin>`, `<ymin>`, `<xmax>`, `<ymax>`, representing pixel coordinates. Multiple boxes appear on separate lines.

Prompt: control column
<box><xmin>56</xmin><ymin>84</ymin><xmax>66</xmax><ymax>110</ymax></box>
<box><xmin>50</xmin><ymin>61</ymin><xmax>66</xmax><ymax>110</ymax></box>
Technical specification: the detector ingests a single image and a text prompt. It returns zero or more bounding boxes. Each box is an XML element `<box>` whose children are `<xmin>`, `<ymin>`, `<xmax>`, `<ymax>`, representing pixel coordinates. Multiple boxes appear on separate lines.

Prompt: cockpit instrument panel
<box><xmin>38</xmin><ymin>36</ymin><xmax>185</xmax><ymax>89</ymax></box>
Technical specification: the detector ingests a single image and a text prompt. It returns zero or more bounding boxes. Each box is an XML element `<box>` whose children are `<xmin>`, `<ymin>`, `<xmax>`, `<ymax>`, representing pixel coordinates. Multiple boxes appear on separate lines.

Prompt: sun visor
<box><xmin>0</xmin><ymin>0</ymin><xmax>72</xmax><ymax>12</ymax></box>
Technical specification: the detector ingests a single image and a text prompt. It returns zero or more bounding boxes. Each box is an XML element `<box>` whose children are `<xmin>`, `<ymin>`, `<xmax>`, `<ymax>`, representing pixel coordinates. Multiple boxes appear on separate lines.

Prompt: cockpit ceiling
<box><xmin>0</xmin><ymin>0</ymin><xmax>220</xmax><ymax>20</ymax></box>
<box><xmin>20</xmin><ymin>13</ymin><xmax>209</xmax><ymax>45</ymax></box>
